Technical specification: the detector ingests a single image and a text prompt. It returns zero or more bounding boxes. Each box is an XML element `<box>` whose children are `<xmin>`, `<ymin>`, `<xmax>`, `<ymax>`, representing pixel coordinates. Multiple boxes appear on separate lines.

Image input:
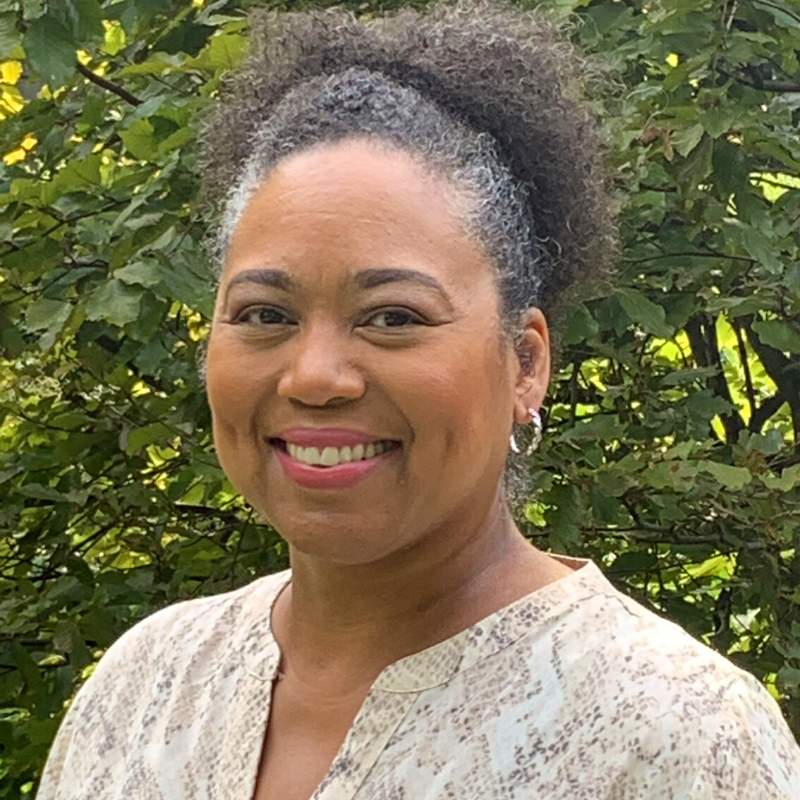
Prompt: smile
<box><xmin>283</xmin><ymin>440</ymin><xmax>397</xmax><ymax>467</ymax></box>
<box><xmin>269</xmin><ymin>437</ymin><xmax>402</xmax><ymax>489</ymax></box>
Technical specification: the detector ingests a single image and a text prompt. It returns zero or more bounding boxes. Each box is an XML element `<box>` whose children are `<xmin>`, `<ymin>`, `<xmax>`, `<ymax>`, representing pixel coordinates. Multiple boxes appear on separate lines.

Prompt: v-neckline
<box><xmin>240</xmin><ymin>557</ymin><xmax>594</xmax><ymax>800</ymax></box>
<box><xmin>242</xmin><ymin>573</ymin><xmax>423</xmax><ymax>800</ymax></box>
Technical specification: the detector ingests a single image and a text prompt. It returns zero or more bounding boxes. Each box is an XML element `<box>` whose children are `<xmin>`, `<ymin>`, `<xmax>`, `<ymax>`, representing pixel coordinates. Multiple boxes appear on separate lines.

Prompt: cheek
<box><xmin>205</xmin><ymin>332</ymin><xmax>266</xmax><ymax>449</ymax></box>
<box><xmin>391</xmin><ymin>336</ymin><xmax>513</xmax><ymax>457</ymax></box>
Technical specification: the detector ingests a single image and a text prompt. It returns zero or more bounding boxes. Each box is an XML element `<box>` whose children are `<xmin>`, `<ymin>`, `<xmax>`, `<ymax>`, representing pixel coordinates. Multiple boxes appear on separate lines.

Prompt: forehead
<box><xmin>224</xmin><ymin>139</ymin><xmax>493</xmax><ymax>293</ymax></box>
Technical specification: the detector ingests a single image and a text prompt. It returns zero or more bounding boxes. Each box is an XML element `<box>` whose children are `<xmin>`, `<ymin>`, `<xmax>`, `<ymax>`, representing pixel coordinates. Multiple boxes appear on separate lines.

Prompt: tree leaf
<box><xmin>616</xmin><ymin>288</ymin><xmax>674</xmax><ymax>338</ymax></box>
<box><xmin>120</xmin><ymin>118</ymin><xmax>158</xmax><ymax>160</ymax></box>
<box><xmin>22</xmin><ymin>16</ymin><xmax>76</xmax><ymax>86</ymax></box>
<box><xmin>722</xmin><ymin>218</ymin><xmax>783</xmax><ymax>273</ymax></box>
<box><xmin>59</xmin><ymin>0</ymin><xmax>103</xmax><ymax>42</ymax></box>
<box><xmin>751</xmin><ymin>319</ymin><xmax>800</xmax><ymax>353</ymax></box>
<box><xmin>701</xmin><ymin>108</ymin><xmax>736</xmax><ymax>139</ymax></box>
<box><xmin>84</xmin><ymin>279</ymin><xmax>142</xmax><ymax>327</ymax></box>
<box><xmin>697</xmin><ymin>461</ymin><xmax>753</xmax><ymax>490</ymax></box>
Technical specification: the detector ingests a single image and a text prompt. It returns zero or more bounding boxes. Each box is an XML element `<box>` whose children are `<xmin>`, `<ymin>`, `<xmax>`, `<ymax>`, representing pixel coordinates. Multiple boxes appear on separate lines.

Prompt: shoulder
<box><xmin>542</xmin><ymin>566</ymin><xmax>800</xmax><ymax>796</ymax></box>
<box><xmin>682</xmin><ymin>671</ymin><xmax>800</xmax><ymax>798</ymax></box>
<box><xmin>90</xmin><ymin>568</ymin><xmax>290</xmax><ymax>681</ymax></box>
<box><xmin>37</xmin><ymin>569</ymin><xmax>290</xmax><ymax>799</ymax></box>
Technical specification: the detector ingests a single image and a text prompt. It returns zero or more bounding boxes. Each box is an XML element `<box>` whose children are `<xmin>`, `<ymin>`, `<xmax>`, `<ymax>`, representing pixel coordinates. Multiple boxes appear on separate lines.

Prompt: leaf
<box><xmin>744</xmin><ymin>429</ymin><xmax>785</xmax><ymax>456</ymax></box>
<box><xmin>761</xmin><ymin>464</ymin><xmax>800</xmax><ymax>492</ymax></box>
<box><xmin>10</xmin><ymin>642</ymin><xmax>42</xmax><ymax>693</ymax></box>
<box><xmin>24</xmin><ymin>298</ymin><xmax>70</xmax><ymax>332</ymax></box>
<box><xmin>562</xmin><ymin>414</ymin><xmax>625</xmax><ymax>440</ymax></box>
<box><xmin>544</xmin><ymin>484</ymin><xmax>583</xmax><ymax>551</ymax></box>
<box><xmin>114</xmin><ymin>259</ymin><xmax>162</xmax><ymax>287</ymax></box>
<box><xmin>562</xmin><ymin>304</ymin><xmax>599</xmax><ymax>345</ymax></box>
<box><xmin>700</xmin><ymin>108</ymin><xmax>736</xmax><ymax>139</ymax></box>
<box><xmin>52</xmin><ymin>620</ymin><xmax>79</xmax><ymax>653</ymax></box>
<box><xmin>697</xmin><ymin>461</ymin><xmax>752</xmax><ymax>490</ymax></box>
<box><xmin>40</xmin><ymin>153</ymin><xmax>103</xmax><ymax>204</ymax></box>
<box><xmin>684</xmin><ymin>391</ymin><xmax>733</xmax><ymax>420</ymax></box>
<box><xmin>640</xmin><ymin>460</ymin><xmax>699</xmax><ymax>491</ymax></box>
<box><xmin>672</xmin><ymin>123</ymin><xmax>705</xmax><ymax>157</ymax></box>
<box><xmin>59</xmin><ymin>0</ymin><xmax>103</xmax><ymax>42</ymax></box>
<box><xmin>684</xmin><ymin>554</ymin><xmax>732</xmax><ymax>578</ymax></box>
<box><xmin>777</xmin><ymin>666</ymin><xmax>800</xmax><ymax>689</ymax></box>
<box><xmin>158</xmin><ymin>126</ymin><xmax>194</xmax><ymax>154</ymax></box>
<box><xmin>124</xmin><ymin>422</ymin><xmax>173</xmax><ymax>455</ymax></box>
<box><xmin>608</xmin><ymin>551</ymin><xmax>658</xmax><ymax>575</ymax></box>
<box><xmin>721</xmin><ymin>218</ymin><xmax>783</xmax><ymax>273</ymax></box>
<box><xmin>84</xmin><ymin>279</ymin><xmax>142</xmax><ymax>327</ymax></box>
<box><xmin>616</xmin><ymin>288</ymin><xmax>674</xmax><ymax>338</ymax></box>
<box><xmin>17</xmin><ymin>483</ymin><xmax>89</xmax><ymax>504</ymax></box>
<box><xmin>0</xmin><ymin>12</ymin><xmax>21</xmax><ymax>54</ymax></box>
<box><xmin>22</xmin><ymin>16</ymin><xmax>76</xmax><ymax>86</ymax></box>
<box><xmin>120</xmin><ymin>118</ymin><xmax>157</xmax><ymax>160</ymax></box>
<box><xmin>661</xmin><ymin>367</ymin><xmax>719</xmax><ymax>386</ymax></box>
<box><xmin>102</xmin><ymin>20</ymin><xmax>126</xmax><ymax>55</ymax></box>
<box><xmin>751</xmin><ymin>319</ymin><xmax>800</xmax><ymax>353</ymax></box>
<box><xmin>187</xmin><ymin>31</ymin><xmax>246</xmax><ymax>71</ymax></box>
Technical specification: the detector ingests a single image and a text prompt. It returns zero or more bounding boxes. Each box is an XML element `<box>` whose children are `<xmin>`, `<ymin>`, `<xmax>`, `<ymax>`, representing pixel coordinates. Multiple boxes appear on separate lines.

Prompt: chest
<box><xmin>251</xmin><ymin>681</ymin><xmax>368</xmax><ymax>800</ymax></box>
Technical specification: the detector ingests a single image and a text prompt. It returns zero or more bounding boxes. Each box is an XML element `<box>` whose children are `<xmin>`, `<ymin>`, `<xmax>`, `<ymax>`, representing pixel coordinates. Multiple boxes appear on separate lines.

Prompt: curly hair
<box><xmin>199</xmin><ymin>0</ymin><xmax>616</xmax><ymax>347</ymax></box>
<box><xmin>198</xmin><ymin>0</ymin><xmax>617</xmax><ymax>504</ymax></box>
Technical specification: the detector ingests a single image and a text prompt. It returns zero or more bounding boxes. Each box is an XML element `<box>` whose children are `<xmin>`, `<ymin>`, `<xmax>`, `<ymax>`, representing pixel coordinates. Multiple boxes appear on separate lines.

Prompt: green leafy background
<box><xmin>1</xmin><ymin>0</ymin><xmax>799</xmax><ymax>794</ymax></box>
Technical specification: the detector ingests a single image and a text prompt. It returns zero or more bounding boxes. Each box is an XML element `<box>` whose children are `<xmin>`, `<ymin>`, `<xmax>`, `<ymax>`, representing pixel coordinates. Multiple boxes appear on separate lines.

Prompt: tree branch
<box><xmin>740</xmin><ymin>314</ymin><xmax>800</xmax><ymax>445</ymax></box>
<box><xmin>717</xmin><ymin>64</ymin><xmax>800</xmax><ymax>93</ymax></box>
<box><xmin>733</xmin><ymin>322</ymin><xmax>758</xmax><ymax>429</ymax></box>
<box><xmin>622</xmin><ymin>250</ymin><xmax>753</xmax><ymax>265</ymax></box>
<box><xmin>685</xmin><ymin>313</ymin><xmax>745</xmax><ymax>444</ymax></box>
<box><xmin>76</xmin><ymin>62</ymin><xmax>142</xmax><ymax>106</ymax></box>
<box><xmin>750</xmin><ymin>391</ymin><xmax>787</xmax><ymax>432</ymax></box>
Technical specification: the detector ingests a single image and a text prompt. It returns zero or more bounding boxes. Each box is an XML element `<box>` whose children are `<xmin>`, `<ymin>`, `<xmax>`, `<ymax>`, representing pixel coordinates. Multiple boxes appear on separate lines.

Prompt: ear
<box><xmin>513</xmin><ymin>307</ymin><xmax>551</xmax><ymax>425</ymax></box>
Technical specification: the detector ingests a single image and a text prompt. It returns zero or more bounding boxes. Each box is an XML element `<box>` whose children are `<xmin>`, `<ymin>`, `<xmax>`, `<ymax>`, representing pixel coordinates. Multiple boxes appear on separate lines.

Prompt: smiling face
<box><xmin>206</xmin><ymin>139</ymin><xmax>548</xmax><ymax>565</ymax></box>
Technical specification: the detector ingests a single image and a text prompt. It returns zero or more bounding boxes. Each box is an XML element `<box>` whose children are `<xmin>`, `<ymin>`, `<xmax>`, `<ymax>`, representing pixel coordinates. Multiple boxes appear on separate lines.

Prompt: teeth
<box><xmin>284</xmin><ymin>440</ymin><xmax>394</xmax><ymax>467</ymax></box>
<box><xmin>320</xmin><ymin>446</ymin><xmax>338</xmax><ymax>466</ymax></box>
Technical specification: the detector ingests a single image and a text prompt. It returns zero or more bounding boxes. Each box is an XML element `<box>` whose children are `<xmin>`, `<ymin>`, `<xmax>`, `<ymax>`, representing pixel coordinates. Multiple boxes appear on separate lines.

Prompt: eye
<box><xmin>235</xmin><ymin>306</ymin><xmax>293</xmax><ymax>326</ymax></box>
<box><xmin>365</xmin><ymin>308</ymin><xmax>425</xmax><ymax>328</ymax></box>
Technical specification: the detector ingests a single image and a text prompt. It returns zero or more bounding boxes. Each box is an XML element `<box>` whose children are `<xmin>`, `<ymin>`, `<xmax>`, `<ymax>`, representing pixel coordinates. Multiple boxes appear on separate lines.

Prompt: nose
<box><xmin>276</xmin><ymin>323</ymin><xmax>365</xmax><ymax>407</ymax></box>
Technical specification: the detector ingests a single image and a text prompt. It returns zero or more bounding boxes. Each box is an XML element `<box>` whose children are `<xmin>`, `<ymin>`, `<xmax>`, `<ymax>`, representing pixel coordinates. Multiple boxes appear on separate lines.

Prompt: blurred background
<box><xmin>1</xmin><ymin>0</ymin><xmax>799</xmax><ymax>794</ymax></box>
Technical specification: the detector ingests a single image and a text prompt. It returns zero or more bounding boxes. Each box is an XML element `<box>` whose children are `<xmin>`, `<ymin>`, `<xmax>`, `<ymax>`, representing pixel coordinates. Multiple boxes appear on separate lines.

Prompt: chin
<box><xmin>276</xmin><ymin>518</ymin><xmax>405</xmax><ymax>567</ymax></box>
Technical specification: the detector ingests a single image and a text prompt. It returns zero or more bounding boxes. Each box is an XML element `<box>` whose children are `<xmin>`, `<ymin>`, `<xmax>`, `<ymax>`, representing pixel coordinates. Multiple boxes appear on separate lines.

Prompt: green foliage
<box><xmin>0</xmin><ymin>0</ymin><xmax>799</xmax><ymax>793</ymax></box>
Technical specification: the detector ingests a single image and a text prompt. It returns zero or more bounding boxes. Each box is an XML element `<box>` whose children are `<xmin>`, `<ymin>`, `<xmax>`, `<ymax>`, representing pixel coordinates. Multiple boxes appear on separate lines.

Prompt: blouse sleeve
<box><xmin>35</xmin><ymin>609</ymin><xmax>166</xmax><ymax>800</ymax></box>
<box><xmin>685</xmin><ymin>674</ymin><xmax>800</xmax><ymax>799</ymax></box>
<box><xmin>36</xmin><ymin>680</ymin><xmax>89</xmax><ymax>800</ymax></box>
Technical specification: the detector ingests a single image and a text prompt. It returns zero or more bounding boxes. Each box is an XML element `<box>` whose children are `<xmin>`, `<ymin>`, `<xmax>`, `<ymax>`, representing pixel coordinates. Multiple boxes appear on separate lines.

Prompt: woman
<box><xmin>38</xmin><ymin>2</ymin><xmax>799</xmax><ymax>798</ymax></box>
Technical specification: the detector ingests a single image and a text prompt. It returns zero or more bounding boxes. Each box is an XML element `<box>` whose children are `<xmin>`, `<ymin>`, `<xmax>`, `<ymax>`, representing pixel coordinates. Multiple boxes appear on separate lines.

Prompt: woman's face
<box><xmin>206</xmin><ymin>139</ymin><xmax>549</xmax><ymax>564</ymax></box>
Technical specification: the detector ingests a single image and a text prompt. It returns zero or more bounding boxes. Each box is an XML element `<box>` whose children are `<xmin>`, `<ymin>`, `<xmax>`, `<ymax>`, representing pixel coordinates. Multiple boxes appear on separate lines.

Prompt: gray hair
<box><xmin>216</xmin><ymin>66</ymin><xmax>544</xmax><ymax>336</ymax></box>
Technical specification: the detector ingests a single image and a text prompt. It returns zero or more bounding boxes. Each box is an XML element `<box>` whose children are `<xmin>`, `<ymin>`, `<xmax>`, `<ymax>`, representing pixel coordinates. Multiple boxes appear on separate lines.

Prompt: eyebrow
<box><xmin>224</xmin><ymin>266</ymin><xmax>453</xmax><ymax>307</ymax></box>
<box><xmin>225</xmin><ymin>269</ymin><xmax>296</xmax><ymax>299</ymax></box>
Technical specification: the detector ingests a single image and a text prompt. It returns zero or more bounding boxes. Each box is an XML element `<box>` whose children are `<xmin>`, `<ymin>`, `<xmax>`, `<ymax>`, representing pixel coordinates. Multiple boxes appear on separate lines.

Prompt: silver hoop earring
<box><xmin>527</xmin><ymin>408</ymin><xmax>543</xmax><ymax>455</ymax></box>
<box><xmin>509</xmin><ymin>408</ymin><xmax>543</xmax><ymax>456</ymax></box>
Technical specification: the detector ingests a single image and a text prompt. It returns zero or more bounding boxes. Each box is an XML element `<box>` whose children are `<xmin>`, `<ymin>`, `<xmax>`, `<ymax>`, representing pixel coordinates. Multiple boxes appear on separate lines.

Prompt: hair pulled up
<box><xmin>200</xmin><ymin>0</ymin><xmax>616</xmax><ymax>341</ymax></box>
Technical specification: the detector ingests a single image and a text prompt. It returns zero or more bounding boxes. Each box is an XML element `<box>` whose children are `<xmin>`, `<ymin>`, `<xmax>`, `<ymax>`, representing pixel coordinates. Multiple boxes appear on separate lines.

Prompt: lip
<box><xmin>273</xmin><ymin>427</ymin><xmax>397</xmax><ymax>447</ymax></box>
<box><xmin>271</xmin><ymin>440</ymin><xmax>399</xmax><ymax>490</ymax></box>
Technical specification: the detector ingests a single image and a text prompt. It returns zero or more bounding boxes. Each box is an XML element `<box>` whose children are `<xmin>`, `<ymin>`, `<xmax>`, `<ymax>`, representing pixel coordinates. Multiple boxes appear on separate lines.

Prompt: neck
<box><xmin>271</xmin><ymin>489</ymin><xmax>562</xmax><ymax>687</ymax></box>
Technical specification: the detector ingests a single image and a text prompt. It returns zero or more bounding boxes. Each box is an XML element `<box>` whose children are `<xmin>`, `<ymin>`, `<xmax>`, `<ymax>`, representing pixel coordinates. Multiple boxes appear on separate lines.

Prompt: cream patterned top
<box><xmin>38</xmin><ymin>560</ymin><xmax>800</xmax><ymax>799</ymax></box>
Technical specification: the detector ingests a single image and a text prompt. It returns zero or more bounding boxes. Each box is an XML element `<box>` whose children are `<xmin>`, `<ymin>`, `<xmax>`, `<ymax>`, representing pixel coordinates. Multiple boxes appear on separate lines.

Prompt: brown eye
<box><xmin>237</xmin><ymin>307</ymin><xmax>292</xmax><ymax>326</ymax></box>
<box><xmin>367</xmin><ymin>308</ymin><xmax>424</xmax><ymax>328</ymax></box>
